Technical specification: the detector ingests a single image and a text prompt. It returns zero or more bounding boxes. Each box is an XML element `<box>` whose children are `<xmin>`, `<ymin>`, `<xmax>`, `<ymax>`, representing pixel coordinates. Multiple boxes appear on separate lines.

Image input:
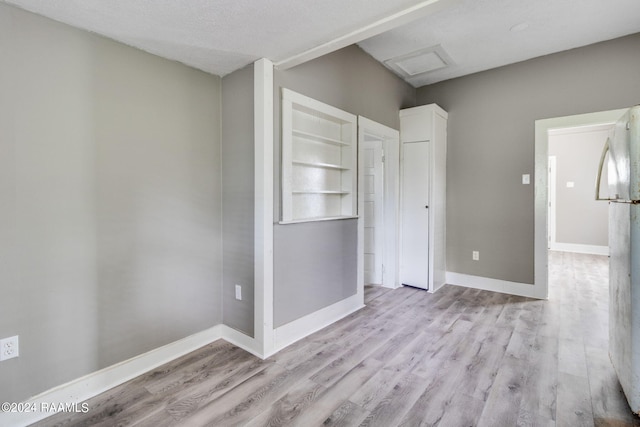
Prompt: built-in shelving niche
<box><xmin>281</xmin><ymin>89</ymin><xmax>358</xmax><ymax>224</ymax></box>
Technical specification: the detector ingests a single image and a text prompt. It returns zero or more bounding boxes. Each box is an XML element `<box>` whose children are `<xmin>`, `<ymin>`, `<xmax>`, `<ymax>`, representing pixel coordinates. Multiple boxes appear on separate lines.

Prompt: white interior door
<box><xmin>363</xmin><ymin>138</ymin><xmax>384</xmax><ymax>285</ymax></box>
<box><xmin>401</xmin><ymin>140</ymin><xmax>430</xmax><ymax>289</ymax></box>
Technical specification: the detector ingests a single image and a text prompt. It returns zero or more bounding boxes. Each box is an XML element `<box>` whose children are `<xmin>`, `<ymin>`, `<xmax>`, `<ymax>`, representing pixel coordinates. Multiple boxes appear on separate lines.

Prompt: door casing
<box><xmin>358</xmin><ymin>116</ymin><xmax>401</xmax><ymax>290</ymax></box>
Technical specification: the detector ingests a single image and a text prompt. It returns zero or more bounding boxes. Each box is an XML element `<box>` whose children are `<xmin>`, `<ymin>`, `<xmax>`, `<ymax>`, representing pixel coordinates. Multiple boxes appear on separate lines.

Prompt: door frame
<box><xmin>534</xmin><ymin>108</ymin><xmax>626</xmax><ymax>299</ymax></box>
<box><xmin>358</xmin><ymin>116</ymin><xmax>401</xmax><ymax>290</ymax></box>
<box><xmin>362</xmin><ymin>137</ymin><xmax>385</xmax><ymax>285</ymax></box>
<box><xmin>548</xmin><ymin>155</ymin><xmax>557</xmax><ymax>249</ymax></box>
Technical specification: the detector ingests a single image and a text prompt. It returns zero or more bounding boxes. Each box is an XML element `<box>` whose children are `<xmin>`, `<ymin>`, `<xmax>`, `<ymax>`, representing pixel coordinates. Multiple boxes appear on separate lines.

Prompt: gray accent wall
<box><xmin>549</xmin><ymin>127</ymin><xmax>609</xmax><ymax>247</ymax></box>
<box><xmin>273</xmin><ymin>45</ymin><xmax>415</xmax><ymax>327</ymax></box>
<box><xmin>0</xmin><ymin>4</ymin><xmax>222</xmax><ymax>403</ymax></box>
<box><xmin>416</xmin><ymin>33</ymin><xmax>640</xmax><ymax>284</ymax></box>
<box><xmin>222</xmin><ymin>64</ymin><xmax>255</xmax><ymax>336</ymax></box>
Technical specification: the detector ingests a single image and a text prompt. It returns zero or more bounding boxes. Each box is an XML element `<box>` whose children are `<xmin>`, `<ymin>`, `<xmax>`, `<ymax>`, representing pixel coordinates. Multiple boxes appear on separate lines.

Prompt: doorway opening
<box><xmin>534</xmin><ymin>108</ymin><xmax>626</xmax><ymax>298</ymax></box>
<box><xmin>547</xmin><ymin>123</ymin><xmax>612</xmax><ymax>256</ymax></box>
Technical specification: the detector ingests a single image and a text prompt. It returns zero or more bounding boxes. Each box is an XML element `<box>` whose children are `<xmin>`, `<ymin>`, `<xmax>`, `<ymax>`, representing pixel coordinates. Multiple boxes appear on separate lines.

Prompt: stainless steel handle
<box><xmin>595</xmin><ymin>138</ymin><xmax>614</xmax><ymax>201</ymax></box>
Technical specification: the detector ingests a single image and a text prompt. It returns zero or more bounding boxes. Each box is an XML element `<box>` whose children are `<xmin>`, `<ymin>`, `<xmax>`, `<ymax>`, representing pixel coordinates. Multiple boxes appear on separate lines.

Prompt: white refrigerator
<box><xmin>596</xmin><ymin>105</ymin><xmax>640</xmax><ymax>414</ymax></box>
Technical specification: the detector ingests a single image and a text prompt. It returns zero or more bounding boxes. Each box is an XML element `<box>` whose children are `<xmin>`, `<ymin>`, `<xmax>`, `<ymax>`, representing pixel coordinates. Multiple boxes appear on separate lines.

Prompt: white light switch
<box><xmin>522</xmin><ymin>174</ymin><xmax>530</xmax><ymax>185</ymax></box>
<box><xmin>566</xmin><ymin>181</ymin><xmax>574</xmax><ymax>188</ymax></box>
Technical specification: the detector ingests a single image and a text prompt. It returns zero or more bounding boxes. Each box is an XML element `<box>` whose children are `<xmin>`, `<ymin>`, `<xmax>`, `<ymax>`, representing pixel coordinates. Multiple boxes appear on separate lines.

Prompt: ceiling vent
<box><xmin>384</xmin><ymin>45</ymin><xmax>452</xmax><ymax>79</ymax></box>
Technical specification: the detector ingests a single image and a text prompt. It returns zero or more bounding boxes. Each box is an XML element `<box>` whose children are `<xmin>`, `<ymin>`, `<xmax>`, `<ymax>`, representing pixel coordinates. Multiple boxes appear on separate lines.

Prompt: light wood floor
<box><xmin>35</xmin><ymin>252</ymin><xmax>640</xmax><ymax>426</ymax></box>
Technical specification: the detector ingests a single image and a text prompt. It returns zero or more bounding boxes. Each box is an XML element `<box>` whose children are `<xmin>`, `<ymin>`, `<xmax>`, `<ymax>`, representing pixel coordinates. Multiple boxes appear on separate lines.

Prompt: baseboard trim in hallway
<box><xmin>446</xmin><ymin>271</ymin><xmax>546</xmax><ymax>299</ymax></box>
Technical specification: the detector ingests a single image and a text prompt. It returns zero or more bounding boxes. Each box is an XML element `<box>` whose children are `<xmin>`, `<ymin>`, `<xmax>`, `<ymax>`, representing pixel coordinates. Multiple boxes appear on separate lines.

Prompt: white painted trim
<box><xmin>358</xmin><ymin>116</ymin><xmax>402</xmax><ymax>294</ymax></box>
<box><xmin>281</xmin><ymin>93</ymin><xmax>293</xmax><ymax>222</ymax></box>
<box><xmin>361</xmin><ymin>138</ymin><xmax>385</xmax><ymax>286</ymax></box>
<box><xmin>357</xmin><ymin>121</ymin><xmax>366</xmax><ymax>298</ymax></box>
<box><xmin>549</xmin><ymin>243</ymin><xmax>609</xmax><ymax>256</ymax></box>
<box><xmin>254</xmin><ymin>58</ymin><xmax>275</xmax><ymax>356</ymax></box>
<box><xmin>275</xmin><ymin>0</ymin><xmax>459</xmax><ymax>70</ymax></box>
<box><xmin>534</xmin><ymin>108</ymin><xmax>627</xmax><ymax>300</ymax></box>
<box><xmin>548</xmin><ymin>156</ymin><xmax>557</xmax><ymax>248</ymax></box>
<box><xmin>271</xmin><ymin>294</ymin><xmax>364</xmax><ymax>358</ymax></box>
<box><xmin>282</xmin><ymin>88</ymin><xmax>357</xmax><ymax>123</ymax></box>
<box><xmin>2</xmin><ymin>326</ymin><xmax>224</xmax><ymax>427</ymax></box>
<box><xmin>446</xmin><ymin>272</ymin><xmax>545</xmax><ymax>299</ymax></box>
<box><xmin>430</xmin><ymin>280</ymin><xmax>446</xmax><ymax>293</ymax></box>
<box><xmin>548</xmin><ymin>123</ymin><xmax>614</xmax><ymax>136</ymax></box>
<box><xmin>219</xmin><ymin>325</ymin><xmax>264</xmax><ymax>358</ymax></box>
<box><xmin>358</xmin><ymin>116</ymin><xmax>400</xmax><ymax>140</ymax></box>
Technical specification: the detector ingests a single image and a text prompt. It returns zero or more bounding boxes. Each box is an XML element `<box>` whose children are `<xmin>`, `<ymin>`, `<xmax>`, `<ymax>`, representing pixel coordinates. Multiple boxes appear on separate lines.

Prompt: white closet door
<box><xmin>401</xmin><ymin>140</ymin><xmax>430</xmax><ymax>289</ymax></box>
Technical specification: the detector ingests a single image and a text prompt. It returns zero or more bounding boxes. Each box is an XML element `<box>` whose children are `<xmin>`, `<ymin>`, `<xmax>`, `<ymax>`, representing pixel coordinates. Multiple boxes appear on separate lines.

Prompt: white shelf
<box><xmin>292</xmin><ymin>129</ymin><xmax>349</xmax><ymax>146</ymax></box>
<box><xmin>282</xmin><ymin>89</ymin><xmax>357</xmax><ymax>223</ymax></box>
<box><xmin>279</xmin><ymin>215</ymin><xmax>358</xmax><ymax>225</ymax></box>
<box><xmin>292</xmin><ymin>160</ymin><xmax>348</xmax><ymax>170</ymax></box>
<box><xmin>292</xmin><ymin>190</ymin><xmax>351</xmax><ymax>194</ymax></box>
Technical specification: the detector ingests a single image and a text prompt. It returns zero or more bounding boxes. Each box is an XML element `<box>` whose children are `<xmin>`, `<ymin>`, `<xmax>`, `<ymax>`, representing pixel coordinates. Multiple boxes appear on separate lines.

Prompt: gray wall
<box><xmin>273</xmin><ymin>45</ymin><xmax>415</xmax><ymax>327</ymax></box>
<box><xmin>417</xmin><ymin>33</ymin><xmax>640</xmax><ymax>284</ymax></box>
<box><xmin>0</xmin><ymin>4</ymin><xmax>222</xmax><ymax>403</ymax></box>
<box><xmin>221</xmin><ymin>64</ymin><xmax>255</xmax><ymax>336</ymax></box>
<box><xmin>274</xmin><ymin>220</ymin><xmax>357</xmax><ymax>326</ymax></box>
<box><xmin>549</xmin><ymin>127</ymin><xmax>609</xmax><ymax>247</ymax></box>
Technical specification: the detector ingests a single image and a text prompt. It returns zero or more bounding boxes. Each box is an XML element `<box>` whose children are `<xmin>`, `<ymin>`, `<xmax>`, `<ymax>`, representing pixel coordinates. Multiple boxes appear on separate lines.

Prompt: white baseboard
<box><xmin>548</xmin><ymin>242</ymin><xmax>609</xmax><ymax>256</ymax></box>
<box><xmin>0</xmin><ymin>294</ymin><xmax>364</xmax><ymax>427</ymax></box>
<box><xmin>3</xmin><ymin>325</ymin><xmax>224</xmax><ymax>427</ymax></box>
<box><xmin>446</xmin><ymin>272</ymin><xmax>545</xmax><ymax>300</ymax></box>
<box><xmin>3</xmin><ymin>295</ymin><xmax>364</xmax><ymax>426</ymax></box>
<box><xmin>219</xmin><ymin>325</ymin><xmax>262</xmax><ymax>359</ymax></box>
<box><xmin>430</xmin><ymin>279</ymin><xmax>446</xmax><ymax>293</ymax></box>
<box><xmin>272</xmin><ymin>293</ymin><xmax>364</xmax><ymax>357</ymax></box>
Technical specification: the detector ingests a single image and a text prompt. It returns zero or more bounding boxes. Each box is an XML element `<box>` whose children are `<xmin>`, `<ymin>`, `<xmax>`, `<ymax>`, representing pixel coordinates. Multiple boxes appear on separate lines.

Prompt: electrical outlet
<box><xmin>235</xmin><ymin>284</ymin><xmax>242</xmax><ymax>301</ymax></box>
<box><xmin>0</xmin><ymin>336</ymin><xmax>19</xmax><ymax>361</ymax></box>
<box><xmin>472</xmin><ymin>251</ymin><xmax>480</xmax><ymax>261</ymax></box>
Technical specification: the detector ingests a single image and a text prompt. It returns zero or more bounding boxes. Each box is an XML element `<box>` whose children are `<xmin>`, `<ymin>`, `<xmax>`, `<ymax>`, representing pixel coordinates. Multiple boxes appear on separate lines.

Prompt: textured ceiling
<box><xmin>1</xmin><ymin>0</ymin><xmax>433</xmax><ymax>77</ymax></box>
<box><xmin>359</xmin><ymin>0</ymin><xmax>640</xmax><ymax>86</ymax></box>
<box><xmin>2</xmin><ymin>0</ymin><xmax>640</xmax><ymax>87</ymax></box>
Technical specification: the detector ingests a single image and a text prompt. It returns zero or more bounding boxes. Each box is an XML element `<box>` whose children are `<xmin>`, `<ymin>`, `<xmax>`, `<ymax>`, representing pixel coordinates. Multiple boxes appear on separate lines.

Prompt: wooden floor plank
<box><xmin>436</xmin><ymin>392</ymin><xmax>486</xmax><ymax>427</ymax></box>
<box><xmin>323</xmin><ymin>400</ymin><xmax>368</xmax><ymax>426</ymax></box>
<box><xmin>243</xmin><ymin>379</ymin><xmax>326</xmax><ymax>427</ymax></box>
<box><xmin>558</xmin><ymin>337</ymin><xmax>588</xmax><ymax>378</ymax></box>
<box><xmin>456</xmin><ymin>324</ymin><xmax>513</xmax><ymax>403</ymax></box>
<box><xmin>556</xmin><ymin>372</ymin><xmax>595</xmax><ymax>427</ymax></box>
<box><xmin>290</xmin><ymin>358</ymin><xmax>383</xmax><ymax>426</ymax></box>
<box><xmin>173</xmin><ymin>362</ymin><xmax>287</xmax><ymax>426</ymax></box>
<box><xmin>476</xmin><ymin>355</ymin><xmax>528</xmax><ymax>427</ymax></box>
<box><xmin>359</xmin><ymin>372</ymin><xmax>427</xmax><ymax>427</ymax></box>
<box><xmin>364</xmin><ymin>284</ymin><xmax>391</xmax><ymax>303</ymax></box>
<box><xmin>139</xmin><ymin>357</ymin><xmax>272</xmax><ymax>426</ymax></box>
<box><xmin>517</xmin><ymin>335</ymin><xmax>559</xmax><ymax>424</ymax></box>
